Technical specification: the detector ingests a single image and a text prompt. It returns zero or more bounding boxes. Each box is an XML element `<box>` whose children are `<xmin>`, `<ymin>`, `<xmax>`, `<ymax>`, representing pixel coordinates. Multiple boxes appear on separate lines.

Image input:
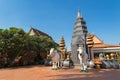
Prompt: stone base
<box><xmin>74</xmin><ymin>64</ymin><xmax>80</xmax><ymax>66</ymax></box>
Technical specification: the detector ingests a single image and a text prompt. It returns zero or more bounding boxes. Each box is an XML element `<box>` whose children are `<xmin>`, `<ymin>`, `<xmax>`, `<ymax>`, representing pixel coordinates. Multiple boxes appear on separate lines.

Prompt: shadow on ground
<box><xmin>47</xmin><ymin>68</ymin><xmax>120</xmax><ymax>80</ymax></box>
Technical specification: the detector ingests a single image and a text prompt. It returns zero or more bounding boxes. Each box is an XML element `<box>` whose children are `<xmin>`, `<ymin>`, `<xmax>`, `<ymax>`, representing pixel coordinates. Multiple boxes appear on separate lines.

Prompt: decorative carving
<box><xmin>105</xmin><ymin>54</ymin><xmax>110</xmax><ymax>60</ymax></box>
<box><xmin>110</xmin><ymin>53</ymin><xmax>114</xmax><ymax>59</ymax></box>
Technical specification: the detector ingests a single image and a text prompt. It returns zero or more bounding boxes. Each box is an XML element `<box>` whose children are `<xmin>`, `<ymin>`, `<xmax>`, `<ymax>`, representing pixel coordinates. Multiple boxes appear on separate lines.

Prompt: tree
<box><xmin>0</xmin><ymin>27</ymin><xmax>58</xmax><ymax>67</ymax></box>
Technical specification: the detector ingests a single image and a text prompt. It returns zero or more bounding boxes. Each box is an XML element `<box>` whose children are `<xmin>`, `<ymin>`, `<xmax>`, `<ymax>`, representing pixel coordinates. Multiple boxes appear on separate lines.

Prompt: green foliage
<box><xmin>0</xmin><ymin>27</ymin><xmax>57</xmax><ymax>67</ymax></box>
<box><xmin>117</xmin><ymin>58</ymin><xmax>120</xmax><ymax>62</ymax></box>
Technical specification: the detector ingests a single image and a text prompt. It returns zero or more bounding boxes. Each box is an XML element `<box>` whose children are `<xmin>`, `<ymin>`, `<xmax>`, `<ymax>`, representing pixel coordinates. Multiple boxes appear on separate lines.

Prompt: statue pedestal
<box><xmin>96</xmin><ymin>64</ymin><xmax>101</xmax><ymax>69</ymax></box>
<box><xmin>93</xmin><ymin>59</ymin><xmax>102</xmax><ymax>69</ymax></box>
<box><xmin>62</xmin><ymin>59</ymin><xmax>74</xmax><ymax>68</ymax></box>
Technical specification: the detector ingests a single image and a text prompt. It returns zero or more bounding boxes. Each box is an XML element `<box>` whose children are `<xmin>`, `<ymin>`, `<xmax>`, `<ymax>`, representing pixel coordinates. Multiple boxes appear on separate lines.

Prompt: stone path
<box><xmin>0</xmin><ymin>65</ymin><xmax>120</xmax><ymax>80</ymax></box>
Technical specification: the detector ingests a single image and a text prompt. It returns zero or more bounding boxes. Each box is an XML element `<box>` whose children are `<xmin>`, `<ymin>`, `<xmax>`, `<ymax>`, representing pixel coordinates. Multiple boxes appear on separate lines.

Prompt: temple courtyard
<box><xmin>0</xmin><ymin>65</ymin><xmax>120</xmax><ymax>80</ymax></box>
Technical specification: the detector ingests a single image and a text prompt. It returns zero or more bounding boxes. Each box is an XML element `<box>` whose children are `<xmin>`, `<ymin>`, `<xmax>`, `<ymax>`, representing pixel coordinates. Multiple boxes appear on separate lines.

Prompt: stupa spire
<box><xmin>77</xmin><ymin>9</ymin><xmax>82</xmax><ymax>18</ymax></box>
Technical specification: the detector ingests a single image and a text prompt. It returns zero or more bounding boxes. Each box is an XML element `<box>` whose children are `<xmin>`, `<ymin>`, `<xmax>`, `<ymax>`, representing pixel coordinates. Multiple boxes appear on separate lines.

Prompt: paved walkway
<box><xmin>0</xmin><ymin>65</ymin><xmax>120</xmax><ymax>80</ymax></box>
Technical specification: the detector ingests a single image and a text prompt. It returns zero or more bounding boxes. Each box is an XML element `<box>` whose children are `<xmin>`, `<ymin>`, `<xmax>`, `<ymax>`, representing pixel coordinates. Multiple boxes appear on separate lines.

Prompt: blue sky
<box><xmin>0</xmin><ymin>0</ymin><xmax>120</xmax><ymax>50</ymax></box>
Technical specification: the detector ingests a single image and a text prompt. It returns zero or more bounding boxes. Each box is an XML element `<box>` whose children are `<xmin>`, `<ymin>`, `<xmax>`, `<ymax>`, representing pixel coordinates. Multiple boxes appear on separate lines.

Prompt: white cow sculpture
<box><xmin>77</xmin><ymin>46</ymin><xmax>88</xmax><ymax>72</ymax></box>
<box><xmin>48</xmin><ymin>48</ymin><xmax>61</xmax><ymax>70</ymax></box>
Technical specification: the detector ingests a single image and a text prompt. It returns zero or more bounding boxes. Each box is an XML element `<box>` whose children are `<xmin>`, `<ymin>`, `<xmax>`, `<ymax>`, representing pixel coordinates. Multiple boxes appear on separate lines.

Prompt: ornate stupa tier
<box><xmin>87</xmin><ymin>42</ymin><xmax>94</xmax><ymax>45</ymax></box>
<box><xmin>72</xmin><ymin>10</ymin><xmax>88</xmax><ymax>40</ymax></box>
<box><xmin>60</xmin><ymin>48</ymin><xmax>67</xmax><ymax>53</ymax></box>
<box><xmin>59</xmin><ymin>36</ymin><xmax>65</xmax><ymax>47</ymax></box>
<box><xmin>87</xmin><ymin>45</ymin><xmax>93</xmax><ymax>48</ymax></box>
<box><xmin>86</xmin><ymin>33</ymin><xmax>94</xmax><ymax>47</ymax></box>
<box><xmin>87</xmin><ymin>33</ymin><xmax>92</xmax><ymax>39</ymax></box>
<box><xmin>60</xmin><ymin>47</ymin><xmax>64</xmax><ymax>51</ymax></box>
<box><xmin>60</xmin><ymin>40</ymin><xmax>64</xmax><ymax>43</ymax></box>
<box><xmin>59</xmin><ymin>36</ymin><xmax>66</xmax><ymax>51</ymax></box>
<box><xmin>59</xmin><ymin>43</ymin><xmax>65</xmax><ymax>47</ymax></box>
<box><xmin>86</xmin><ymin>39</ymin><xmax>94</xmax><ymax>44</ymax></box>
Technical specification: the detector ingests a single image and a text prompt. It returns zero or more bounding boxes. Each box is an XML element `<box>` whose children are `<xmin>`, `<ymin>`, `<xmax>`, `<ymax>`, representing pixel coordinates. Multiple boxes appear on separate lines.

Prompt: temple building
<box><xmin>71</xmin><ymin>10</ymin><xmax>120</xmax><ymax>63</ymax></box>
<box><xmin>90</xmin><ymin>34</ymin><xmax>120</xmax><ymax>59</ymax></box>
<box><xmin>29</xmin><ymin>27</ymin><xmax>52</xmax><ymax>40</ymax></box>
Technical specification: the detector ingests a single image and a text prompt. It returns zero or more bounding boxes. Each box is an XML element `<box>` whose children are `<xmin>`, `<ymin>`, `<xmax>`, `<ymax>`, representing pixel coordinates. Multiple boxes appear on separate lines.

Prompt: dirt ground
<box><xmin>0</xmin><ymin>65</ymin><xmax>120</xmax><ymax>80</ymax></box>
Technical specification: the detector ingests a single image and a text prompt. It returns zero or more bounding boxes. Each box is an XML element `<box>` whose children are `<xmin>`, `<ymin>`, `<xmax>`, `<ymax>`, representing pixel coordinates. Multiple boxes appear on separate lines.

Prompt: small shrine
<box><xmin>59</xmin><ymin>36</ymin><xmax>67</xmax><ymax>60</ymax></box>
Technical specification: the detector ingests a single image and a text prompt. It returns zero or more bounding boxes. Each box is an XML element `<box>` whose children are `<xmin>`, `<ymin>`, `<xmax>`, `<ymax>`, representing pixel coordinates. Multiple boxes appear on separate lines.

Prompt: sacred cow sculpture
<box><xmin>77</xmin><ymin>46</ymin><xmax>88</xmax><ymax>72</ymax></box>
<box><xmin>47</xmin><ymin>48</ymin><xmax>61</xmax><ymax>70</ymax></box>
